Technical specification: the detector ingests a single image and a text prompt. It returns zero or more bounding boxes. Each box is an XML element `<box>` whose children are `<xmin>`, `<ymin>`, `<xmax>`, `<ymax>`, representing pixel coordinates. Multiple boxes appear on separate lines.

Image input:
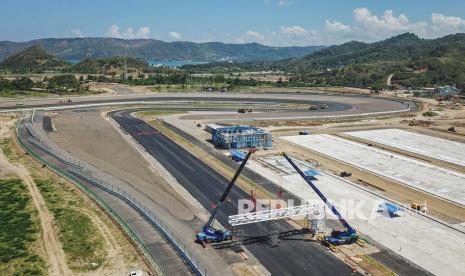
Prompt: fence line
<box><xmin>16</xmin><ymin>117</ymin><xmax>207</xmax><ymax>275</ymax></box>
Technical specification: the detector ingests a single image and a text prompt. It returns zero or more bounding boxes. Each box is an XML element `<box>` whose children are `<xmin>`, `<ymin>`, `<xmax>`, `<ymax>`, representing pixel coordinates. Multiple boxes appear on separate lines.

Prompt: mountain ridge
<box><xmin>0</xmin><ymin>37</ymin><xmax>324</xmax><ymax>62</ymax></box>
<box><xmin>273</xmin><ymin>32</ymin><xmax>465</xmax><ymax>87</ymax></box>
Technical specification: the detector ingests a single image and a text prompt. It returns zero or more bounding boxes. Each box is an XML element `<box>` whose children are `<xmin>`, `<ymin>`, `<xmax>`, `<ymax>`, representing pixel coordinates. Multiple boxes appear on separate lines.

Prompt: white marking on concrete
<box><xmin>280</xmin><ymin>134</ymin><xmax>465</xmax><ymax>207</ymax></box>
<box><xmin>344</xmin><ymin>128</ymin><xmax>465</xmax><ymax>167</ymax></box>
<box><xmin>248</xmin><ymin>157</ymin><xmax>465</xmax><ymax>276</ymax></box>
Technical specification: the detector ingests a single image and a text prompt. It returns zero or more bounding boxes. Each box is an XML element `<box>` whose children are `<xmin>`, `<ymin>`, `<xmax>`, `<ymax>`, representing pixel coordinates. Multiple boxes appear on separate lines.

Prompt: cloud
<box><xmin>325</xmin><ymin>20</ymin><xmax>350</xmax><ymax>32</ymax></box>
<box><xmin>352</xmin><ymin>8</ymin><xmax>426</xmax><ymax>36</ymax></box>
<box><xmin>323</xmin><ymin>8</ymin><xmax>465</xmax><ymax>43</ymax></box>
<box><xmin>106</xmin><ymin>25</ymin><xmax>122</xmax><ymax>38</ymax></box>
<box><xmin>136</xmin><ymin>26</ymin><xmax>150</xmax><ymax>39</ymax></box>
<box><xmin>70</xmin><ymin>29</ymin><xmax>84</xmax><ymax>38</ymax></box>
<box><xmin>280</xmin><ymin>25</ymin><xmax>307</xmax><ymax>36</ymax></box>
<box><xmin>278</xmin><ymin>0</ymin><xmax>292</xmax><ymax>6</ymax></box>
<box><xmin>168</xmin><ymin>31</ymin><xmax>182</xmax><ymax>40</ymax></box>
<box><xmin>237</xmin><ymin>30</ymin><xmax>265</xmax><ymax>43</ymax></box>
<box><xmin>431</xmin><ymin>13</ymin><xmax>465</xmax><ymax>34</ymax></box>
<box><xmin>106</xmin><ymin>25</ymin><xmax>151</xmax><ymax>39</ymax></box>
<box><xmin>264</xmin><ymin>0</ymin><xmax>293</xmax><ymax>6</ymax></box>
<box><xmin>232</xmin><ymin>9</ymin><xmax>465</xmax><ymax>46</ymax></box>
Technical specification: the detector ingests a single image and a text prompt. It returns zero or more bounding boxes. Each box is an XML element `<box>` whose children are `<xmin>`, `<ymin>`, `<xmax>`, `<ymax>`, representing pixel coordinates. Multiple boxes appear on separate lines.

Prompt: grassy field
<box><xmin>136</xmin><ymin>110</ymin><xmax>183</xmax><ymax>117</ymax></box>
<box><xmin>0</xmin><ymin>139</ymin><xmax>14</xmax><ymax>159</ymax></box>
<box><xmin>0</xmin><ymin>178</ymin><xmax>46</xmax><ymax>275</ymax></box>
<box><xmin>34</xmin><ymin>178</ymin><xmax>106</xmax><ymax>272</ymax></box>
<box><xmin>0</xmin><ymin>90</ymin><xmax>57</xmax><ymax>98</ymax></box>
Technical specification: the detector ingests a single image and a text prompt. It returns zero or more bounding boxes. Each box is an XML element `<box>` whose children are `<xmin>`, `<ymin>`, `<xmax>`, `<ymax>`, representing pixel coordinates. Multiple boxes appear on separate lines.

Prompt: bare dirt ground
<box><xmin>48</xmin><ymin>109</ymin><xmax>194</xmax><ymax>221</ymax></box>
<box><xmin>0</xmin><ymin>116</ymin><xmax>150</xmax><ymax>276</ymax></box>
<box><xmin>89</xmin><ymin>82</ymin><xmax>371</xmax><ymax>95</ymax></box>
<box><xmin>88</xmin><ymin>83</ymin><xmax>153</xmax><ymax>95</ymax></box>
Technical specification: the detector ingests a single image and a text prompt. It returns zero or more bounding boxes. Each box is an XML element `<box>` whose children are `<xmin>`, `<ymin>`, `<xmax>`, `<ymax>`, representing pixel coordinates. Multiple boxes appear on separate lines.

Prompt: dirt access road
<box><xmin>0</xmin><ymin>117</ymin><xmax>70</xmax><ymax>275</ymax></box>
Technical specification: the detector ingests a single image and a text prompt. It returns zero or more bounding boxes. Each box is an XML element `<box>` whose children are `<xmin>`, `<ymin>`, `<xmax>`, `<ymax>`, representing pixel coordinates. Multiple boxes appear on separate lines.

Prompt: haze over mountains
<box><xmin>0</xmin><ymin>38</ymin><xmax>324</xmax><ymax>62</ymax></box>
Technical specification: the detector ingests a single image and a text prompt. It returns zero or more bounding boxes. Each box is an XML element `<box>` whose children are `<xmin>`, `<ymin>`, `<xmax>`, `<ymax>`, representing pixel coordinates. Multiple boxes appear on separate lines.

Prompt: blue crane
<box><xmin>282</xmin><ymin>153</ymin><xmax>358</xmax><ymax>245</ymax></box>
<box><xmin>196</xmin><ymin>148</ymin><xmax>256</xmax><ymax>244</ymax></box>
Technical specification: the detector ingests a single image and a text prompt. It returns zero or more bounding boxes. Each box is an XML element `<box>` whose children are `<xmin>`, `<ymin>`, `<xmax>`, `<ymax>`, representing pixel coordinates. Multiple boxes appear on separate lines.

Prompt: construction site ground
<box><xmin>43</xmin><ymin>109</ymin><xmax>265</xmax><ymax>276</ymax></box>
<box><xmin>281</xmin><ymin>134</ymin><xmax>465</xmax><ymax>207</ymax></box>
<box><xmin>247</xmin><ymin>155</ymin><xmax>465</xmax><ymax>275</ymax></box>
<box><xmin>342</xmin><ymin>128</ymin><xmax>465</xmax><ymax>167</ymax></box>
<box><xmin>133</xmin><ymin>111</ymin><xmax>432</xmax><ymax>276</ymax></box>
<box><xmin>149</xmin><ymin>101</ymin><xmax>465</xmax><ymax>275</ymax></box>
<box><xmin>11</xmin><ymin>88</ymin><xmax>463</xmax><ymax>276</ymax></box>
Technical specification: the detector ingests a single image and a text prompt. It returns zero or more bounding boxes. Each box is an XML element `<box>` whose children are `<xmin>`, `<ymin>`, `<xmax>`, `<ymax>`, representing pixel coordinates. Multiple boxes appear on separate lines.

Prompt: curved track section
<box><xmin>1</xmin><ymin>92</ymin><xmax>413</xmax><ymax>120</ymax></box>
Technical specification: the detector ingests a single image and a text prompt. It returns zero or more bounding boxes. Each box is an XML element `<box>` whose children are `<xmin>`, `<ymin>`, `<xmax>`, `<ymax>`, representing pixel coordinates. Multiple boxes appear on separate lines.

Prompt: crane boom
<box><xmin>282</xmin><ymin>153</ymin><xmax>354</xmax><ymax>233</ymax></box>
<box><xmin>205</xmin><ymin>148</ymin><xmax>255</xmax><ymax>228</ymax></box>
<box><xmin>196</xmin><ymin>148</ymin><xmax>257</xmax><ymax>245</ymax></box>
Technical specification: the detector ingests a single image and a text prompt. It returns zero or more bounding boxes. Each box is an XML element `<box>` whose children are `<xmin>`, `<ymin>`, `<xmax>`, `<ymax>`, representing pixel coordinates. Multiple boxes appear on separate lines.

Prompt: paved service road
<box><xmin>111</xmin><ymin>110</ymin><xmax>354</xmax><ymax>275</ymax></box>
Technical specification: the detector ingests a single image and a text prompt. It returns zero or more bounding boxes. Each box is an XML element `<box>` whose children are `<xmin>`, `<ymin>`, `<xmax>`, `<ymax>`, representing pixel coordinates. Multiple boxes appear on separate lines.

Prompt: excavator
<box><xmin>196</xmin><ymin>148</ymin><xmax>256</xmax><ymax>244</ymax></box>
<box><xmin>282</xmin><ymin>153</ymin><xmax>358</xmax><ymax>245</ymax></box>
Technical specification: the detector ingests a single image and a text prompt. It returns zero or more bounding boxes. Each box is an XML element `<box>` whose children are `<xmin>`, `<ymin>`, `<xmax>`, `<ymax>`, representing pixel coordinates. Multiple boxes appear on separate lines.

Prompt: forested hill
<box><xmin>0</xmin><ymin>38</ymin><xmax>324</xmax><ymax>62</ymax></box>
<box><xmin>0</xmin><ymin>45</ymin><xmax>70</xmax><ymax>72</ymax></box>
<box><xmin>275</xmin><ymin>33</ymin><xmax>465</xmax><ymax>87</ymax></box>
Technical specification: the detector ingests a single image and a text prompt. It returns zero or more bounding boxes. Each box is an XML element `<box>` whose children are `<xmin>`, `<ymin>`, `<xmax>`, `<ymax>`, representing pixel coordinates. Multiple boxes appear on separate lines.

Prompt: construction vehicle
<box><xmin>238</xmin><ymin>108</ymin><xmax>253</xmax><ymax>113</ymax></box>
<box><xmin>282</xmin><ymin>153</ymin><xmax>358</xmax><ymax>245</ymax></box>
<box><xmin>196</xmin><ymin>148</ymin><xmax>256</xmax><ymax>244</ymax></box>
<box><xmin>308</xmin><ymin>105</ymin><xmax>319</xmax><ymax>110</ymax></box>
<box><xmin>339</xmin><ymin>171</ymin><xmax>352</xmax><ymax>177</ymax></box>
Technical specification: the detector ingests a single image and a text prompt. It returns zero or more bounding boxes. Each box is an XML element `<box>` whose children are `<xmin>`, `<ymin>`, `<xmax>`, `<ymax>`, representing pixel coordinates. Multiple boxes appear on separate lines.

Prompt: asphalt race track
<box><xmin>0</xmin><ymin>92</ymin><xmax>413</xmax><ymax>120</ymax></box>
<box><xmin>111</xmin><ymin>109</ymin><xmax>354</xmax><ymax>275</ymax></box>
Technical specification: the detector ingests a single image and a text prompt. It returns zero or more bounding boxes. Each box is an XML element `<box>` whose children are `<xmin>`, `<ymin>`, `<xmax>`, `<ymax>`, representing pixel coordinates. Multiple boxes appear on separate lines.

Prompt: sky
<box><xmin>1</xmin><ymin>0</ymin><xmax>465</xmax><ymax>46</ymax></box>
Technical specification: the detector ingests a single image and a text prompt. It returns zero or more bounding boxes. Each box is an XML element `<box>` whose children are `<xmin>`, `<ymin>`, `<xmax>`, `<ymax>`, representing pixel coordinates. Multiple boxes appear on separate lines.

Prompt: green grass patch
<box><xmin>0</xmin><ymin>90</ymin><xmax>58</xmax><ymax>98</ymax></box>
<box><xmin>422</xmin><ymin>111</ymin><xmax>439</xmax><ymax>117</ymax></box>
<box><xmin>137</xmin><ymin>110</ymin><xmax>183</xmax><ymax>117</ymax></box>
<box><xmin>0</xmin><ymin>178</ymin><xmax>46</xmax><ymax>275</ymax></box>
<box><xmin>0</xmin><ymin>140</ymin><xmax>14</xmax><ymax>159</ymax></box>
<box><xmin>35</xmin><ymin>178</ymin><xmax>106</xmax><ymax>272</ymax></box>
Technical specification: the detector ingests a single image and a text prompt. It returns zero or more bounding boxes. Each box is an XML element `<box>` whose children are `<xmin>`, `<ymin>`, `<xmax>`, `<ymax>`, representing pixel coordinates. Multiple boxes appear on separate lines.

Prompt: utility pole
<box><xmin>124</xmin><ymin>56</ymin><xmax>128</xmax><ymax>80</ymax></box>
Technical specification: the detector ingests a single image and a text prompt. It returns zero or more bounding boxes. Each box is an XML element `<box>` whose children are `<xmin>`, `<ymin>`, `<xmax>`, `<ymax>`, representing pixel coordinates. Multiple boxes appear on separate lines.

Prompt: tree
<box><xmin>0</xmin><ymin>78</ymin><xmax>14</xmax><ymax>91</ymax></box>
<box><xmin>12</xmin><ymin>77</ymin><xmax>34</xmax><ymax>90</ymax></box>
<box><xmin>47</xmin><ymin>74</ymin><xmax>80</xmax><ymax>93</ymax></box>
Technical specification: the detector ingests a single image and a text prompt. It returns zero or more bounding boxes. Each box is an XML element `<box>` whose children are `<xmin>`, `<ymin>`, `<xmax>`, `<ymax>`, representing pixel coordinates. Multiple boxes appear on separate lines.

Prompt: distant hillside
<box><xmin>0</xmin><ymin>38</ymin><xmax>324</xmax><ymax>62</ymax></box>
<box><xmin>0</xmin><ymin>45</ymin><xmax>70</xmax><ymax>72</ymax></box>
<box><xmin>70</xmin><ymin>56</ymin><xmax>149</xmax><ymax>74</ymax></box>
<box><xmin>275</xmin><ymin>33</ymin><xmax>465</xmax><ymax>88</ymax></box>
